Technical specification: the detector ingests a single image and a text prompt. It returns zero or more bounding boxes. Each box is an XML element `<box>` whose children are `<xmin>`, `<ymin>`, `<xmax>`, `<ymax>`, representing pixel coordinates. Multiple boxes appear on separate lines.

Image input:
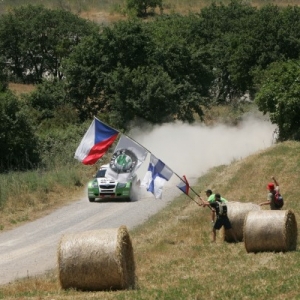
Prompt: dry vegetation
<box><xmin>0</xmin><ymin>182</ymin><xmax>87</xmax><ymax>232</ymax></box>
<box><xmin>8</xmin><ymin>83</ymin><xmax>36</xmax><ymax>96</ymax></box>
<box><xmin>1</xmin><ymin>141</ymin><xmax>300</xmax><ymax>299</ymax></box>
<box><xmin>0</xmin><ymin>163</ymin><xmax>94</xmax><ymax>232</ymax></box>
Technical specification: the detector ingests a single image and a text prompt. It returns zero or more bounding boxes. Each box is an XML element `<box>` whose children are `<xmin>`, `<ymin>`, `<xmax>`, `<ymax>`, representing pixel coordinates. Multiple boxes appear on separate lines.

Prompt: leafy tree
<box><xmin>255</xmin><ymin>60</ymin><xmax>300</xmax><ymax>141</ymax></box>
<box><xmin>193</xmin><ymin>1</ymin><xmax>258</xmax><ymax>103</ymax></box>
<box><xmin>277</xmin><ymin>6</ymin><xmax>300</xmax><ymax>59</ymax></box>
<box><xmin>37</xmin><ymin>122</ymin><xmax>88</xmax><ymax>169</ymax></box>
<box><xmin>0</xmin><ymin>5</ymin><xmax>98</xmax><ymax>83</ymax></box>
<box><xmin>63</xmin><ymin>17</ymin><xmax>213</xmax><ymax>128</ymax></box>
<box><xmin>146</xmin><ymin>15</ymin><xmax>213</xmax><ymax>116</ymax></box>
<box><xmin>105</xmin><ymin>65</ymin><xmax>178</xmax><ymax>129</ymax></box>
<box><xmin>250</xmin><ymin>5</ymin><xmax>285</xmax><ymax>69</ymax></box>
<box><xmin>23</xmin><ymin>80</ymin><xmax>78</xmax><ymax>129</ymax></box>
<box><xmin>63</xmin><ymin>20</ymin><xmax>154</xmax><ymax>122</ymax></box>
<box><xmin>248</xmin><ymin>5</ymin><xmax>300</xmax><ymax>103</ymax></box>
<box><xmin>126</xmin><ymin>0</ymin><xmax>163</xmax><ymax>17</ymax></box>
<box><xmin>0</xmin><ymin>91</ymin><xmax>40</xmax><ymax>171</ymax></box>
<box><xmin>0</xmin><ymin>56</ymin><xmax>8</xmax><ymax>92</ymax></box>
<box><xmin>190</xmin><ymin>1</ymin><xmax>300</xmax><ymax>104</ymax></box>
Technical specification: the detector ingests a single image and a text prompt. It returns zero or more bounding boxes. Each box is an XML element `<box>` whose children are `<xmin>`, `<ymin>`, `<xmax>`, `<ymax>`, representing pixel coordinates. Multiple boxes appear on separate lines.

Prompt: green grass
<box><xmin>1</xmin><ymin>141</ymin><xmax>300</xmax><ymax>299</ymax></box>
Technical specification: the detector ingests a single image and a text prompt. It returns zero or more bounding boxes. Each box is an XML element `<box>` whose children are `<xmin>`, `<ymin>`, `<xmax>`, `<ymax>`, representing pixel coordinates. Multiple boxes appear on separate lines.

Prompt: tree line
<box><xmin>0</xmin><ymin>1</ymin><xmax>300</xmax><ymax>172</ymax></box>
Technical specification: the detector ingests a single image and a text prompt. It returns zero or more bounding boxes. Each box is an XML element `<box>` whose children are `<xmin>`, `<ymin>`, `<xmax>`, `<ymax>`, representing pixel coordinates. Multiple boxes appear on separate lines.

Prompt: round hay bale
<box><xmin>57</xmin><ymin>226</ymin><xmax>136</xmax><ymax>291</ymax></box>
<box><xmin>244</xmin><ymin>210</ymin><xmax>297</xmax><ymax>253</ymax></box>
<box><xmin>223</xmin><ymin>202</ymin><xmax>261</xmax><ymax>242</ymax></box>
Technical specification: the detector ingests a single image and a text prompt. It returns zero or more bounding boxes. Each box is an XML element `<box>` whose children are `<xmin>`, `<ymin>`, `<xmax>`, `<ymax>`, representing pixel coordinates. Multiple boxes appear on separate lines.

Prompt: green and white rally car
<box><xmin>87</xmin><ymin>164</ymin><xmax>137</xmax><ymax>202</ymax></box>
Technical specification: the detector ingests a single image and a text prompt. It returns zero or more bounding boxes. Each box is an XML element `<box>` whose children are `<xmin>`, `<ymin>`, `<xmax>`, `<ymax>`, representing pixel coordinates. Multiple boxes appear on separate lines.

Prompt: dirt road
<box><xmin>0</xmin><ymin>183</ymin><xmax>182</xmax><ymax>285</ymax></box>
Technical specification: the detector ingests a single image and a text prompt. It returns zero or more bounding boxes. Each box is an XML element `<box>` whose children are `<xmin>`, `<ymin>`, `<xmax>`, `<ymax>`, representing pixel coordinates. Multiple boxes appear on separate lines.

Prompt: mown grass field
<box><xmin>1</xmin><ymin>141</ymin><xmax>299</xmax><ymax>299</ymax></box>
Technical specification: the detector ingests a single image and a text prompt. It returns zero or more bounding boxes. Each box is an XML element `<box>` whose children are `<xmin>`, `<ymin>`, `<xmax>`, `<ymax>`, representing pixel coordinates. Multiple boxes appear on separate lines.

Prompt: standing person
<box><xmin>204</xmin><ymin>189</ymin><xmax>228</xmax><ymax>224</ymax></box>
<box><xmin>202</xmin><ymin>193</ymin><xmax>238</xmax><ymax>243</ymax></box>
<box><xmin>259</xmin><ymin>176</ymin><xmax>281</xmax><ymax>210</ymax></box>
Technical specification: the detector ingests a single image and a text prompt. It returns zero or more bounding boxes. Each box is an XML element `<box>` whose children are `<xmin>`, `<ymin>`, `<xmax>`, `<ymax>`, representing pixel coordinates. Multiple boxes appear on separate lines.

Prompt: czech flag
<box><xmin>74</xmin><ymin>117</ymin><xmax>119</xmax><ymax>165</ymax></box>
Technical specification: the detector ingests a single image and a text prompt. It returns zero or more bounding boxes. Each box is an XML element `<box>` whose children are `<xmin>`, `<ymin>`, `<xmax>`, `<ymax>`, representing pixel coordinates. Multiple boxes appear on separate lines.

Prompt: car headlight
<box><xmin>90</xmin><ymin>180</ymin><xmax>98</xmax><ymax>188</ymax></box>
<box><xmin>117</xmin><ymin>182</ymin><xmax>127</xmax><ymax>188</ymax></box>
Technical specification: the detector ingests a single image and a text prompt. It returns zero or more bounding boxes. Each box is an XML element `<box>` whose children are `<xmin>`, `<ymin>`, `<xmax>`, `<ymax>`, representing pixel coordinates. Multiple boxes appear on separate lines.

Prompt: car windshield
<box><xmin>95</xmin><ymin>169</ymin><xmax>107</xmax><ymax>178</ymax></box>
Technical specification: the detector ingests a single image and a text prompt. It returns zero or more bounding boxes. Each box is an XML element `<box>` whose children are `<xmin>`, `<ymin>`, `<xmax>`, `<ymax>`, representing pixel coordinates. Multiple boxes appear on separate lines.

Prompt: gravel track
<box><xmin>0</xmin><ymin>182</ymin><xmax>182</xmax><ymax>285</ymax></box>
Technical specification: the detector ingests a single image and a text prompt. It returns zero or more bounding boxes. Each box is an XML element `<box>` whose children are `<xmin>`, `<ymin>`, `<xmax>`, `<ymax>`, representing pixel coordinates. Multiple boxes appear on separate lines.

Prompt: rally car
<box><xmin>87</xmin><ymin>164</ymin><xmax>137</xmax><ymax>202</ymax></box>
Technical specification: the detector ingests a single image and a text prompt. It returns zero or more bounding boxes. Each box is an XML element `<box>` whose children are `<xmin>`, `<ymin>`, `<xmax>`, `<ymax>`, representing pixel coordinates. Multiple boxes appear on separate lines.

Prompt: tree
<box><xmin>146</xmin><ymin>15</ymin><xmax>213</xmax><ymax>118</ymax></box>
<box><xmin>255</xmin><ymin>60</ymin><xmax>300</xmax><ymax>141</ymax></box>
<box><xmin>105</xmin><ymin>65</ymin><xmax>178</xmax><ymax>129</ymax></box>
<box><xmin>126</xmin><ymin>0</ymin><xmax>163</xmax><ymax>17</ymax></box>
<box><xmin>23</xmin><ymin>79</ymin><xmax>78</xmax><ymax>130</ymax></box>
<box><xmin>0</xmin><ymin>5</ymin><xmax>98</xmax><ymax>83</ymax></box>
<box><xmin>0</xmin><ymin>91</ymin><xmax>40</xmax><ymax>171</ymax></box>
<box><xmin>0</xmin><ymin>56</ymin><xmax>8</xmax><ymax>92</ymax></box>
<box><xmin>277</xmin><ymin>6</ymin><xmax>300</xmax><ymax>59</ymax></box>
<box><xmin>63</xmin><ymin>20</ymin><xmax>154</xmax><ymax>122</ymax></box>
<box><xmin>63</xmin><ymin>17</ymin><xmax>213</xmax><ymax>128</ymax></box>
<box><xmin>193</xmin><ymin>1</ymin><xmax>258</xmax><ymax>103</ymax></box>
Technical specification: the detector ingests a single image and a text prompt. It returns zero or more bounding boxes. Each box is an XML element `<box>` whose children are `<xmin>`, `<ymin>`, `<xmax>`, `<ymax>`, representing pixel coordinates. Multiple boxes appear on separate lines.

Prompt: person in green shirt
<box><xmin>204</xmin><ymin>189</ymin><xmax>227</xmax><ymax>223</ymax></box>
<box><xmin>202</xmin><ymin>193</ymin><xmax>237</xmax><ymax>243</ymax></box>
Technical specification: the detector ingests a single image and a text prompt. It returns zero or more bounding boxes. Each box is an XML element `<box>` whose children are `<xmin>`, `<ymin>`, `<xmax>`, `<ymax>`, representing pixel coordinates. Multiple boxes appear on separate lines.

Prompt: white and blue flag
<box><xmin>105</xmin><ymin>135</ymin><xmax>148</xmax><ymax>183</ymax></box>
<box><xmin>141</xmin><ymin>154</ymin><xmax>173</xmax><ymax>199</ymax></box>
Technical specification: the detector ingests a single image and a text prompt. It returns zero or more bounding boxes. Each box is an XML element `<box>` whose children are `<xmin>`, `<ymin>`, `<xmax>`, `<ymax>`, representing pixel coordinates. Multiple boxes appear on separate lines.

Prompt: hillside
<box><xmin>1</xmin><ymin>140</ymin><xmax>300</xmax><ymax>299</ymax></box>
<box><xmin>1</xmin><ymin>0</ymin><xmax>299</xmax><ymax>25</ymax></box>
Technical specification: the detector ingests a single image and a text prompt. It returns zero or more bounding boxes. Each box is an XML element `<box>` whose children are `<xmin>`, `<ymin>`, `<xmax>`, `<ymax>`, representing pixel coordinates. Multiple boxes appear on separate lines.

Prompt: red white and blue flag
<box><xmin>74</xmin><ymin>117</ymin><xmax>119</xmax><ymax>165</ymax></box>
<box><xmin>177</xmin><ymin>175</ymin><xmax>190</xmax><ymax>195</ymax></box>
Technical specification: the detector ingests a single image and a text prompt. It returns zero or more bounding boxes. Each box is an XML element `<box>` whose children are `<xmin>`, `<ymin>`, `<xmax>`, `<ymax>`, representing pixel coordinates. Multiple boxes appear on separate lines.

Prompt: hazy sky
<box><xmin>129</xmin><ymin>113</ymin><xmax>277</xmax><ymax>184</ymax></box>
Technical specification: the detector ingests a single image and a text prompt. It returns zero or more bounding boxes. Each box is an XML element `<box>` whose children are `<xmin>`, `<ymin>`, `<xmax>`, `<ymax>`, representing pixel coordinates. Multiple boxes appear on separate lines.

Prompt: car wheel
<box><xmin>89</xmin><ymin>197</ymin><xmax>95</xmax><ymax>202</ymax></box>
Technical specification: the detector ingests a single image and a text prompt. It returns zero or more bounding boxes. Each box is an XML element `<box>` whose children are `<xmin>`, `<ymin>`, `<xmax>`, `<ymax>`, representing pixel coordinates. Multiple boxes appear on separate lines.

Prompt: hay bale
<box><xmin>244</xmin><ymin>210</ymin><xmax>298</xmax><ymax>253</ymax></box>
<box><xmin>223</xmin><ymin>202</ymin><xmax>261</xmax><ymax>242</ymax></box>
<box><xmin>57</xmin><ymin>226</ymin><xmax>136</xmax><ymax>291</ymax></box>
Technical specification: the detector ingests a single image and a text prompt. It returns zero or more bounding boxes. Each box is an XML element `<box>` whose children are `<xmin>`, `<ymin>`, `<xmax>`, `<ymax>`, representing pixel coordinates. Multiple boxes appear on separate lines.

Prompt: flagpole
<box><xmin>116</xmin><ymin>130</ymin><xmax>206</xmax><ymax>206</ymax></box>
<box><xmin>93</xmin><ymin>116</ymin><xmax>209</xmax><ymax>208</ymax></box>
<box><xmin>172</xmin><ymin>173</ymin><xmax>213</xmax><ymax>210</ymax></box>
<box><xmin>185</xmin><ymin>193</ymin><xmax>203</xmax><ymax>206</ymax></box>
<box><xmin>120</xmin><ymin>133</ymin><xmax>208</xmax><ymax>208</ymax></box>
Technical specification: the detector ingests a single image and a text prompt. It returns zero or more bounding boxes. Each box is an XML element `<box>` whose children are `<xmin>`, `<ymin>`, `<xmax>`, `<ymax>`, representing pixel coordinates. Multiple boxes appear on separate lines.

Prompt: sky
<box><xmin>129</xmin><ymin>112</ymin><xmax>277</xmax><ymax>186</ymax></box>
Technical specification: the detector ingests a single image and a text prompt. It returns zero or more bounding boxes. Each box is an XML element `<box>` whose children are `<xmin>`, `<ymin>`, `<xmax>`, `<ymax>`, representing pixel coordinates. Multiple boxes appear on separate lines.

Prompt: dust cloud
<box><xmin>129</xmin><ymin>113</ymin><xmax>277</xmax><ymax>185</ymax></box>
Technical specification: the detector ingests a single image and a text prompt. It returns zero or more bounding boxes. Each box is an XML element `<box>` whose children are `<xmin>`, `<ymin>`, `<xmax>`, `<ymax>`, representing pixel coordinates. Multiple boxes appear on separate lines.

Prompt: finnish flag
<box><xmin>142</xmin><ymin>154</ymin><xmax>173</xmax><ymax>199</ymax></box>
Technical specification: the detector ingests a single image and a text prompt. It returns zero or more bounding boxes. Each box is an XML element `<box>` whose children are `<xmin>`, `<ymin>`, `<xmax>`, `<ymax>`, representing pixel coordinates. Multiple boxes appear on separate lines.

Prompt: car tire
<box><xmin>126</xmin><ymin>197</ymin><xmax>131</xmax><ymax>202</ymax></box>
<box><xmin>89</xmin><ymin>197</ymin><xmax>95</xmax><ymax>202</ymax></box>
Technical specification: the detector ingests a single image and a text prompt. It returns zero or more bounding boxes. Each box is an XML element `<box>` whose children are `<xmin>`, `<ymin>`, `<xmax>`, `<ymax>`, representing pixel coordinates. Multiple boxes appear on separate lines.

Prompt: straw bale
<box><xmin>57</xmin><ymin>226</ymin><xmax>136</xmax><ymax>291</ymax></box>
<box><xmin>223</xmin><ymin>202</ymin><xmax>261</xmax><ymax>242</ymax></box>
<box><xmin>244</xmin><ymin>210</ymin><xmax>297</xmax><ymax>253</ymax></box>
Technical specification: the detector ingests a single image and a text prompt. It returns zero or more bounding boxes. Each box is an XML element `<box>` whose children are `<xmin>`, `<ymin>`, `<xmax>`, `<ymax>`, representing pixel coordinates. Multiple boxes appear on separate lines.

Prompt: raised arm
<box><xmin>272</xmin><ymin>176</ymin><xmax>279</xmax><ymax>187</ymax></box>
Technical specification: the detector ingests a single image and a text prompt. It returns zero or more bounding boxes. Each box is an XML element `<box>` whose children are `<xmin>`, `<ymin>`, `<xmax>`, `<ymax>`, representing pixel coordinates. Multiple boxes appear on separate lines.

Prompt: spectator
<box><xmin>259</xmin><ymin>176</ymin><xmax>281</xmax><ymax>210</ymax></box>
<box><xmin>202</xmin><ymin>193</ymin><xmax>238</xmax><ymax>243</ymax></box>
<box><xmin>203</xmin><ymin>189</ymin><xmax>227</xmax><ymax>223</ymax></box>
